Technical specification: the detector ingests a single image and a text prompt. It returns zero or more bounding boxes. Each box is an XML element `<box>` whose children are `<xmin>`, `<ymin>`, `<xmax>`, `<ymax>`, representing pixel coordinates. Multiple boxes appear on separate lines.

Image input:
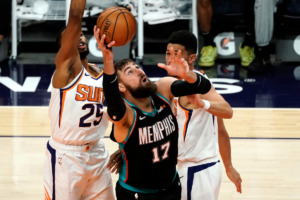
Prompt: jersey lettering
<box><xmin>75</xmin><ymin>84</ymin><xmax>104</xmax><ymax>103</ymax></box>
<box><xmin>138</xmin><ymin>115</ymin><xmax>175</xmax><ymax>145</ymax></box>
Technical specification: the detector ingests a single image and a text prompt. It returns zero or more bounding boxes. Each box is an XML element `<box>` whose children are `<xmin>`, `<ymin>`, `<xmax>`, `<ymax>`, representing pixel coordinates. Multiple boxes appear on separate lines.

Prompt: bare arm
<box><xmin>53</xmin><ymin>0</ymin><xmax>86</xmax><ymax>88</ymax></box>
<box><xmin>218</xmin><ymin>118</ymin><xmax>242</xmax><ymax>193</ymax></box>
<box><xmin>186</xmin><ymin>87</ymin><xmax>233</xmax><ymax>119</ymax></box>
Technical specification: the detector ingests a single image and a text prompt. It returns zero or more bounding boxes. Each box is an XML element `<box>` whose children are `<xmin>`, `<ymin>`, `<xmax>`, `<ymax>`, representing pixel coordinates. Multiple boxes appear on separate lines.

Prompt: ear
<box><xmin>119</xmin><ymin>83</ymin><xmax>126</xmax><ymax>93</ymax></box>
<box><xmin>188</xmin><ymin>54</ymin><xmax>197</xmax><ymax>65</ymax></box>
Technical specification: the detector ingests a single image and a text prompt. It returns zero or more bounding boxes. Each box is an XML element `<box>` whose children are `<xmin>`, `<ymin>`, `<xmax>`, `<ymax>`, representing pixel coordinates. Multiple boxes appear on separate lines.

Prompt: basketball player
<box><xmin>43</xmin><ymin>0</ymin><xmax>115</xmax><ymax>199</ymax></box>
<box><xmin>94</xmin><ymin>26</ymin><xmax>212</xmax><ymax>200</ymax></box>
<box><xmin>105</xmin><ymin>30</ymin><xmax>242</xmax><ymax>199</ymax></box>
<box><xmin>167</xmin><ymin>30</ymin><xmax>242</xmax><ymax>200</ymax></box>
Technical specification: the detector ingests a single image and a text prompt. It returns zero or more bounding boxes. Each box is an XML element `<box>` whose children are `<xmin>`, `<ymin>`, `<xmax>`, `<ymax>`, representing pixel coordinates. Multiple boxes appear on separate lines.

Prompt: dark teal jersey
<box><xmin>117</xmin><ymin>93</ymin><xmax>179</xmax><ymax>190</ymax></box>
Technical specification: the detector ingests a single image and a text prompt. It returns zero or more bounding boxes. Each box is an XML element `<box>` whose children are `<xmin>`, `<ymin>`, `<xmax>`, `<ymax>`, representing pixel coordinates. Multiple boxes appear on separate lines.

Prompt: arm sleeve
<box><xmin>170</xmin><ymin>72</ymin><xmax>211</xmax><ymax>97</ymax></box>
<box><xmin>103</xmin><ymin>73</ymin><xmax>126</xmax><ymax>121</ymax></box>
<box><xmin>109</xmin><ymin>124</ymin><xmax>117</xmax><ymax>142</ymax></box>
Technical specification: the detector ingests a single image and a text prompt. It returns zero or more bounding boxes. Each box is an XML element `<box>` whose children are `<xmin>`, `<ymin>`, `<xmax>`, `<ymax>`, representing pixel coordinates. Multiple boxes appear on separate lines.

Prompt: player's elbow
<box><xmin>225</xmin><ymin>107</ymin><xmax>233</xmax><ymax>119</ymax></box>
<box><xmin>221</xmin><ymin>105</ymin><xmax>233</xmax><ymax>119</ymax></box>
<box><xmin>228</xmin><ymin>108</ymin><xmax>233</xmax><ymax>119</ymax></box>
<box><xmin>69</xmin><ymin>10</ymin><xmax>83</xmax><ymax>21</ymax></box>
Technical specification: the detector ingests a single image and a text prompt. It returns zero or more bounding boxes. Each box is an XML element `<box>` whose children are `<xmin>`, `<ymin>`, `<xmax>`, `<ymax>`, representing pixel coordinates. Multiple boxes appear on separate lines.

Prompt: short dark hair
<box><xmin>167</xmin><ymin>30</ymin><xmax>197</xmax><ymax>54</ymax></box>
<box><xmin>114</xmin><ymin>58</ymin><xmax>135</xmax><ymax>72</ymax></box>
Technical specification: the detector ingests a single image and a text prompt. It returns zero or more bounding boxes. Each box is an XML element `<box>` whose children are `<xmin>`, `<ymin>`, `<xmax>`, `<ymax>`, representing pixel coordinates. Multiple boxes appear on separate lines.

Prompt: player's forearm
<box><xmin>204</xmin><ymin>100</ymin><xmax>233</xmax><ymax>119</ymax></box>
<box><xmin>103</xmin><ymin>73</ymin><xmax>126</xmax><ymax>122</ymax></box>
<box><xmin>218</xmin><ymin>120</ymin><xmax>233</xmax><ymax>170</ymax></box>
<box><xmin>103</xmin><ymin>58</ymin><xmax>115</xmax><ymax>75</ymax></box>
<box><xmin>171</xmin><ymin>73</ymin><xmax>212</xmax><ymax>96</ymax></box>
<box><xmin>219</xmin><ymin>135</ymin><xmax>233</xmax><ymax>170</ymax></box>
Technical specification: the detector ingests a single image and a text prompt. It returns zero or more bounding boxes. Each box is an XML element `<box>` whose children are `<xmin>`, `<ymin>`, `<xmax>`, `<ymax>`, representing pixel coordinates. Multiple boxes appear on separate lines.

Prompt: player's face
<box><xmin>119</xmin><ymin>62</ymin><xmax>157</xmax><ymax>98</ymax></box>
<box><xmin>79</xmin><ymin>32</ymin><xmax>88</xmax><ymax>51</ymax></box>
<box><xmin>166</xmin><ymin>43</ymin><xmax>190</xmax><ymax>64</ymax></box>
<box><xmin>165</xmin><ymin>43</ymin><xmax>191</xmax><ymax>76</ymax></box>
<box><xmin>79</xmin><ymin>32</ymin><xmax>89</xmax><ymax>59</ymax></box>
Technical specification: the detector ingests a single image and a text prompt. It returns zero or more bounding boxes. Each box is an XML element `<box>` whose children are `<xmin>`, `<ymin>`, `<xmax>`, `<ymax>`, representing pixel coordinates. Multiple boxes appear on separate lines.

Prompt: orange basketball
<box><xmin>96</xmin><ymin>6</ymin><xmax>136</xmax><ymax>47</ymax></box>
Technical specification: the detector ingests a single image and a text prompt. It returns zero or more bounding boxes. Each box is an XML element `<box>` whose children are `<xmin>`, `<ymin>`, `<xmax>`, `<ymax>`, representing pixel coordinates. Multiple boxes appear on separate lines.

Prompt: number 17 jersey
<box><xmin>118</xmin><ymin>93</ymin><xmax>178</xmax><ymax>190</ymax></box>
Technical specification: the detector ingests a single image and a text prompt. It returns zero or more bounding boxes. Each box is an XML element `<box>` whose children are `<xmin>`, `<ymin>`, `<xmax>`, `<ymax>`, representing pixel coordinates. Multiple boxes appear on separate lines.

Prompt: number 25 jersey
<box><xmin>48</xmin><ymin>66</ymin><xmax>109</xmax><ymax>145</ymax></box>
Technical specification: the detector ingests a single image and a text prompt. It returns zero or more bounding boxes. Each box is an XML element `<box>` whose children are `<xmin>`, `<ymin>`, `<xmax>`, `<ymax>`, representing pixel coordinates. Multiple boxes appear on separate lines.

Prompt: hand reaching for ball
<box><xmin>93</xmin><ymin>25</ymin><xmax>115</xmax><ymax>59</ymax></box>
<box><xmin>93</xmin><ymin>26</ymin><xmax>116</xmax><ymax>74</ymax></box>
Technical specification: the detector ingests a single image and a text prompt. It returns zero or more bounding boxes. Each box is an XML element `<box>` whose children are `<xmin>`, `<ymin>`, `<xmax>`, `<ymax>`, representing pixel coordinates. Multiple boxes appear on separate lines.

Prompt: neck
<box><xmin>125</xmin><ymin>95</ymin><xmax>154</xmax><ymax>113</ymax></box>
<box><xmin>81</xmin><ymin>58</ymin><xmax>89</xmax><ymax>68</ymax></box>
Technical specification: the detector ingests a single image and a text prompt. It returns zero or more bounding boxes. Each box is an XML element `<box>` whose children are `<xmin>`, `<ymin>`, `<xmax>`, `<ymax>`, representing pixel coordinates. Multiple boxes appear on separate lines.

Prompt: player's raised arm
<box><xmin>93</xmin><ymin>26</ymin><xmax>115</xmax><ymax>75</ymax></box>
<box><xmin>53</xmin><ymin>0</ymin><xmax>86</xmax><ymax>88</ymax></box>
<box><xmin>94</xmin><ymin>27</ymin><xmax>133</xmax><ymax>142</ymax></box>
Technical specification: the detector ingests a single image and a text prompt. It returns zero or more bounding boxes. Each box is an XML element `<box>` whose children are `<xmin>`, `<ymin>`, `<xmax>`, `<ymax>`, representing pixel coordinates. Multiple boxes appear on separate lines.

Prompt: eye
<box><xmin>128</xmin><ymin>70</ymin><xmax>133</xmax><ymax>75</ymax></box>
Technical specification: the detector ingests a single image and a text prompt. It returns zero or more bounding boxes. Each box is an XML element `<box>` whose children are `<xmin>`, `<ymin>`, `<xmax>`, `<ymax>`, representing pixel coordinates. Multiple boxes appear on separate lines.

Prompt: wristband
<box><xmin>203</xmin><ymin>100</ymin><xmax>210</xmax><ymax>110</ymax></box>
<box><xmin>171</xmin><ymin>73</ymin><xmax>211</xmax><ymax>97</ymax></box>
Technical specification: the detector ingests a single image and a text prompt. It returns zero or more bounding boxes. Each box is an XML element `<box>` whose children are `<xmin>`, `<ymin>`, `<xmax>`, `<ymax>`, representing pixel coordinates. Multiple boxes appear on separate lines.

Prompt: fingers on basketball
<box><xmin>96</xmin><ymin>6</ymin><xmax>136</xmax><ymax>47</ymax></box>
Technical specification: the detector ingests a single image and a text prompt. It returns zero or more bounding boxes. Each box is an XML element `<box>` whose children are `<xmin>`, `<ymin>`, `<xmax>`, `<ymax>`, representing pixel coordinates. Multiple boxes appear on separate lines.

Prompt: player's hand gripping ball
<box><xmin>96</xmin><ymin>6</ymin><xmax>136</xmax><ymax>47</ymax></box>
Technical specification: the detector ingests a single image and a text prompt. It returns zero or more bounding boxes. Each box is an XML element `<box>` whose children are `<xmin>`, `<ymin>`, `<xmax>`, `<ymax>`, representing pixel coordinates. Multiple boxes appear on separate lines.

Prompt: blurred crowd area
<box><xmin>0</xmin><ymin>0</ymin><xmax>300</xmax><ymax>64</ymax></box>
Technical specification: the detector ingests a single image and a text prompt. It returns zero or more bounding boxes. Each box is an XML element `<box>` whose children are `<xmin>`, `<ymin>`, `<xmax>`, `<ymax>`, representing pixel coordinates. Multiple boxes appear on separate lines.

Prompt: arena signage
<box><xmin>214</xmin><ymin>32</ymin><xmax>236</xmax><ymax>56</ymax></box>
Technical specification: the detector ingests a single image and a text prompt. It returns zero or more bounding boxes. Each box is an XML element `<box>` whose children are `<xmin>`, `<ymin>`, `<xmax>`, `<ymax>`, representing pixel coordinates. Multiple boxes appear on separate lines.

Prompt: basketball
<box><xmin>96</xmin><ymin>6</ymin><xmax>136</xmax><ymax>47</ymax></box>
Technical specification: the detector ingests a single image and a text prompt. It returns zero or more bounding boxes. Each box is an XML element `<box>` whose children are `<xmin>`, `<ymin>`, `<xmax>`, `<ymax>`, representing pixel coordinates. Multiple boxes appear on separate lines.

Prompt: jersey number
<box><xmin>152</xmin><ymin>141</ymin><xmax>170</xmax><ymax>163</ymax></box>
<box><xmin>79</xmin><ymin>104</ymin><xmax>103</xmax><ymax>127</ymax></box>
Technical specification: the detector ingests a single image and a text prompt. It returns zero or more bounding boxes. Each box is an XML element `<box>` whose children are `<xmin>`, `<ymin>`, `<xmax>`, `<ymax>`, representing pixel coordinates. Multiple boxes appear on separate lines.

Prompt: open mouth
<box><xmin>78</xmin><ymin>42</ymin><xmax>86</xmax><ymax>50</ymax></box>
<box><xmin>141</xmin><ymin>75</ymin><xmax>148</xmax><ymax>83</ymax></box>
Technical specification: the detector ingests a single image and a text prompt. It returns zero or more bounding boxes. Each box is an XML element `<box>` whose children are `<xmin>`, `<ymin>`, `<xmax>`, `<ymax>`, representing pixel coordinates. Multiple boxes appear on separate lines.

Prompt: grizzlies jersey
<box><xmin>174</xmin><ymin>97</ymin><xmax>219</xmax><ymax>166</ymax></box>
<box><xmin>118</xmin><ymin>93</ymin><xmax>178</xmax><ymax>190</ymax></box>
<box><xmin>48</xmin><ymin>65</ymin><xmax>109</xmax><ymax>145</ymax></box>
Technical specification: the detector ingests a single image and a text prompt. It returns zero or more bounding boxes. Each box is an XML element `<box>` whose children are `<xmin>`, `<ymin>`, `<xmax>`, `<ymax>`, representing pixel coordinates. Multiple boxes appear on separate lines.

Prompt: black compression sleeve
<box><xmin>170</xmin><ymin>73</ymin><xmax>211</xmax><ymax>97</ymax></box>
<box><xmin>103</xmin><ymin>73</ymin><xmax>126</xmax><ymax>121</ymax></box>
<box><xmin>109</xmin><ymin>124</ymin><xmax>117</xmax><ymax>142</ymax></box>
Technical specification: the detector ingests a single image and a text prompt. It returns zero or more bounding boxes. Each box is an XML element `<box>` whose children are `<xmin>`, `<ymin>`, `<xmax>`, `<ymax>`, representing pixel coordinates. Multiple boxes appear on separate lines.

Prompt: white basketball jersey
<box><xmin>48</xmin><ymin>65</ymin><xmax>109</xmax><ymax>145</ymax></box>
<box><xmin>174</xmin><ymin>98</ymin><xmax>219</xmax><ymax>165</ymax></box>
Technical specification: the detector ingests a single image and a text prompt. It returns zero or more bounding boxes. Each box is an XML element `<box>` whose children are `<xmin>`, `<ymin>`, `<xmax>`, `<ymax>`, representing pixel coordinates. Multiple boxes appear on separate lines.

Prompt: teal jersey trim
<box><xmin>118</xmin><ymin>109</ymin><xmax>137</xmax><ymax>182</ymax></box>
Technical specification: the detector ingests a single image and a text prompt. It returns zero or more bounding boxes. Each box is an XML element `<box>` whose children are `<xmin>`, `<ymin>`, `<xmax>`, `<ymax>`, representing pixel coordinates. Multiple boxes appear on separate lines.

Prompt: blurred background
<box><xmin>1</xmin><ymin>0</ymin><xmax>300</xmax><ymax>107</ymax></box>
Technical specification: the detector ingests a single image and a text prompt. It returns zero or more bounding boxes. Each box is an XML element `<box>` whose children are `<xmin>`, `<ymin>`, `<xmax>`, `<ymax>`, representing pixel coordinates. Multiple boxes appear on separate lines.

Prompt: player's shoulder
<box><xmin>88</xmin><ymin>63</ymin><xmax>104</xmax><ymax>75</ymax></box>
<box><xmin>193</xmin><ymin>69</ymin><xmax>209</xmax><ymax>79</ymax></box>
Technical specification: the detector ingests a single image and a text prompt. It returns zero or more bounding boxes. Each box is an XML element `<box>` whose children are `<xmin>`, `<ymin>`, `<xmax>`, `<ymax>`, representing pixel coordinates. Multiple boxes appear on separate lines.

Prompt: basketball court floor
<box><xmin>0</xmin><ymin>56</ymin><xmax>300</xmax><ymax>199</ymax></box>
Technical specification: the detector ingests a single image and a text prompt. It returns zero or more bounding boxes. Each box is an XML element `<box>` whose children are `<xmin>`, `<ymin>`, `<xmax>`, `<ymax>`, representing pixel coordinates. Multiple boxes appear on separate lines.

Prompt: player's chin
<box><xmin>78</xmin><ymin>47</ymin><xmax>87</xmax><ymax>52</ymax></box>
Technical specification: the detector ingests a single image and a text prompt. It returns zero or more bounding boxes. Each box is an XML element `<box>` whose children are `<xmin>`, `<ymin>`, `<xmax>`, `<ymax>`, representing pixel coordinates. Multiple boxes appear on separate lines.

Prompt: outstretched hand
<box><xmin>157</xmin><ymin>47</ymin><xmax>189</xmax><ymax>78</ymax></box>
<box><xmin>93</xmin><ymin>25</ymin><xmax>115</xmax><ymax>60</ymax></box>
